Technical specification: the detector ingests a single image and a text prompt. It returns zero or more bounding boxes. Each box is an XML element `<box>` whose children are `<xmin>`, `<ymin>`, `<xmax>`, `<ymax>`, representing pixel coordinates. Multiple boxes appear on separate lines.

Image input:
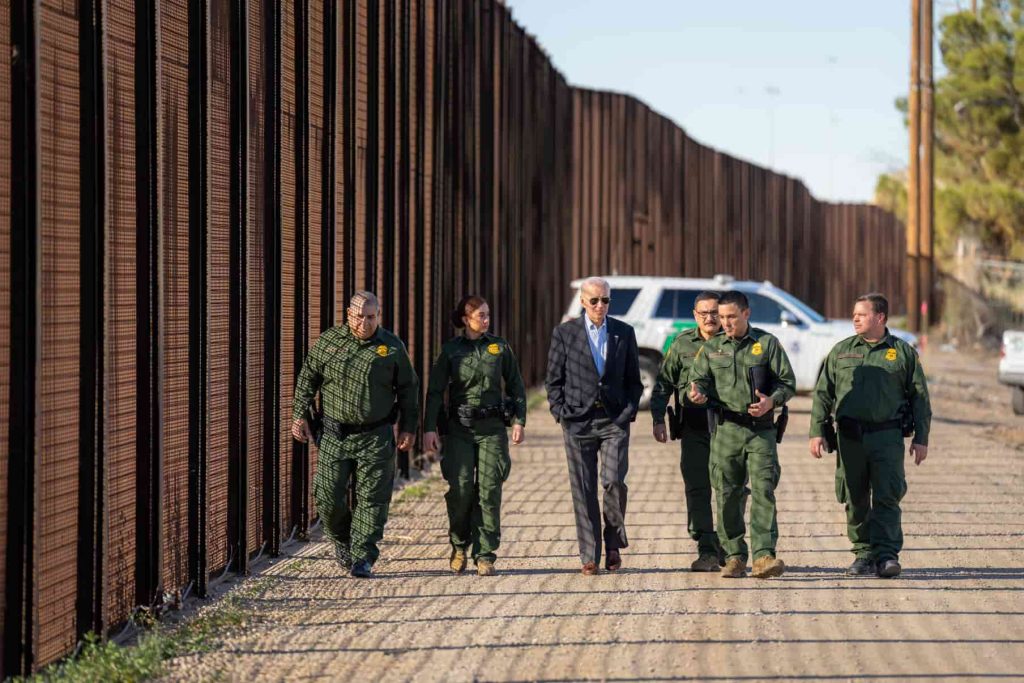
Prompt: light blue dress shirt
<box><xmin>586</xmin><ymin>317</ymin><xmax>608</xmax><ymax>377</ymax></box>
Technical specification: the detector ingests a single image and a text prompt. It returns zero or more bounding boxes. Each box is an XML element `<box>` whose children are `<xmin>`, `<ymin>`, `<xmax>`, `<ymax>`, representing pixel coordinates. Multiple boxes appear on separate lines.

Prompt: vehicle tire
<box><xmin>1013</xmin><ymin>386</ymin><xmax>1024</xmax><ymax>416</ymax></box>
<box><xmin>638</xmin><ymin>355</ymin><xmax>660</xmax><ymax>411</ymax></box>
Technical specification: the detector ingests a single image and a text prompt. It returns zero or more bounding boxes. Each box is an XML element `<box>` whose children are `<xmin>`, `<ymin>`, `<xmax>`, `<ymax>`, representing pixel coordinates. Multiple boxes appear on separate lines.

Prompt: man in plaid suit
<box><xmin>545</xmin><ymin>277</ymin><xmax>643</xmax><ymax>575</ymax></box>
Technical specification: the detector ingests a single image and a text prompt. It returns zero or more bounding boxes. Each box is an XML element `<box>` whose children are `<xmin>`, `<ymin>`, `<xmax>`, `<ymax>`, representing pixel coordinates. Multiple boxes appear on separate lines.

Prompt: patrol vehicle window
<box><xmin>654</xmin><ymin>289</ymin><xmax>704</xmax><ymax>319</ymax></box>
<box><xmin>608</xmin><ymin>288</ymin><xmax>640</xmax><ymax>316</ymax></box>
<box><xmin>773</xmin><ymin>289</ymin><xmax>826</xmax><ymax>323</ymax></box>
<box><xmin>747</xmin><ymin>293</ymin><xmax>786</xmax><ymax>324</ymax></box>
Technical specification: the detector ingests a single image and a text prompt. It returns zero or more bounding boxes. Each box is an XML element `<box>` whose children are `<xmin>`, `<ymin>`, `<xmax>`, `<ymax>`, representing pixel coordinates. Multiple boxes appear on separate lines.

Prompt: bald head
<box><xmin>350</xmin><ymin>290</ymin><xmax>379</xmax><ymax>310</ymax></box>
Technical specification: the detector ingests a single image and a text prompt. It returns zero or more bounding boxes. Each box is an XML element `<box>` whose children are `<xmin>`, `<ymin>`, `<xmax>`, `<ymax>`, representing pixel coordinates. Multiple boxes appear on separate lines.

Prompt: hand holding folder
<box><xmin>747</xmin><ymin>365</ymin><xmax>774</xmax><ymax>418</ymax></box>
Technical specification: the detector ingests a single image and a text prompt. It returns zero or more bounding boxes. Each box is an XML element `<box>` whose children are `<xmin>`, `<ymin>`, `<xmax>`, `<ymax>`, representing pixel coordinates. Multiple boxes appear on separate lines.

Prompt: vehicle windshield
<box><xmin>770</xmin><ymin>288</ymin><xmax>826</xmax><ymax>323</ymax></box>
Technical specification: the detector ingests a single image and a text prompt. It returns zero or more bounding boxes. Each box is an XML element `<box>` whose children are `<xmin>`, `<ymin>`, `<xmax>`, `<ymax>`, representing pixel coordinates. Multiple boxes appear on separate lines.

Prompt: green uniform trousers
<box><xmin>441</xmin><ymin>418</ymin><xmax>511</xmax><ymax>563</ymax></box>
<box><xmin>679</xmin><ymin>427</ymin><xmax>720</xmax><ymax>556</ymax></box>
<box><xmin>835</xmin><ymin>428</ymin><xmax>907</xmax><ymax>561</ymax></box>
<box><xmin>313</xmin><ymin>426</ymin><xmax>396</xmax><ymax>565</ymax></box>
<box><xmin>710</xmin><ymin>421</ymin><xmax>780</xmax><ymax>561</ymax></box>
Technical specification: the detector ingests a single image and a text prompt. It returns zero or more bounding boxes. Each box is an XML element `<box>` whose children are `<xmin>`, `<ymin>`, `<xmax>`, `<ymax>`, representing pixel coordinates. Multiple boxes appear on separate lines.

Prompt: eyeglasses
<box><xmin>695</xmin><ymin>310</ymin><xmax>719</xmax><ymax>319</ymax></box>
<box><xmin>587</xmin><ymin>297</ymin><xmax>611</xmax><ymax>306</ymax></box>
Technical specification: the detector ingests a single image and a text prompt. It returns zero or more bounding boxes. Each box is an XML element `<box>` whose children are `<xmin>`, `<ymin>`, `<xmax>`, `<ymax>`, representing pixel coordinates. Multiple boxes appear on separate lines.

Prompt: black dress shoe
<box><xmin>606</xmin><ymin>549</ymin><xmax>622</xmax><ymax>571</ymax></box>
<box><xmin>876</xmin><ymin>558</ymin><xmax>901</xmax><ymax>578</ymax></box>
<box><xmin>846</xmin><ymin>557</ymin><xmax>875</xmax><ymax>576</ymax></box>
<box><xmin>351</xmin><ymin>559</ymin><xmax>373</xmax><ymax>578</ymax></box>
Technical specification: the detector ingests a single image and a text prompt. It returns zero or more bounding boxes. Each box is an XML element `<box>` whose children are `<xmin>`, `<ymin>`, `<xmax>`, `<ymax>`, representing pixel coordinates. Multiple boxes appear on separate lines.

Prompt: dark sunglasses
<box><xmin>587</xmin><ymin>297</ymin><xmax>611</xmax><ymax>306</ymax></box>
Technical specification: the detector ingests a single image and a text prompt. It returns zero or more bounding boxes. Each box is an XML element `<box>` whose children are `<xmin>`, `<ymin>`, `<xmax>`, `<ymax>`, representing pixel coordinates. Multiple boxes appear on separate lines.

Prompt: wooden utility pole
<box><xmin>920</xmin><ymin>0</ymin><xmax>934</xmax><ymax>329</ymax></box>
<box><xmin>907</xmin><ymin>0</ymin><xmax>922</xmax><ymax>332</ymax></box>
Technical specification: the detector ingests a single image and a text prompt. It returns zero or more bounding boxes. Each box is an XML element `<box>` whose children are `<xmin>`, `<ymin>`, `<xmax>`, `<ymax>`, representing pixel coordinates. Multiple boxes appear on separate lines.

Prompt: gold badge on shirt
<box><xmin>885</xmin><ymin>348</ymin><xmax>897</xmax><ymax>361</ymax></box>
<box><xmin>487</xmin><ymin>343</ymin><xmax>501</xmax><ymax>356</ymax></box>
<box><xmin>751</xmin><ymin>342</ymin><xmax>763</xmax><ymax>356</ymax></box>
<box><xmin>376</xmin><ymin>345</ymin><xmax>389</xmax><ymax>357</ymax></box>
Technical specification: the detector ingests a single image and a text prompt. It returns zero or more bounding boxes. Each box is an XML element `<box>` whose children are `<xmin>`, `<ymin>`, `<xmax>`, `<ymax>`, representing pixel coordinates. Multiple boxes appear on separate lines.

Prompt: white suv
<box><xmin>998</xmin><ymin>330</ymin><xmax>1024</xmax><ymax>415</ymax></box>
<box><xmin>562</xmin><ymin>275</ymin><xmax>919</xmax><ymax>408</ymax></box>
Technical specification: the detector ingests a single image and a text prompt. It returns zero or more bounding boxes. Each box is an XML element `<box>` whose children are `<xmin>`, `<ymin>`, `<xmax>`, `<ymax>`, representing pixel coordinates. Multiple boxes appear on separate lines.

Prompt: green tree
<box><xmin>880</xmin><ymin>0</ymin><xmax>1024</xmax><ymax>261</ymax></box>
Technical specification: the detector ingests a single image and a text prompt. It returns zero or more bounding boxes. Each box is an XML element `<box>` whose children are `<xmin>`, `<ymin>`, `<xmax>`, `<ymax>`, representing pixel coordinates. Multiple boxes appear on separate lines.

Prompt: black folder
<box><xmin>748</xmin><ymin>365</ymin><xmax>772</xmax><ymax>405</ymax></box>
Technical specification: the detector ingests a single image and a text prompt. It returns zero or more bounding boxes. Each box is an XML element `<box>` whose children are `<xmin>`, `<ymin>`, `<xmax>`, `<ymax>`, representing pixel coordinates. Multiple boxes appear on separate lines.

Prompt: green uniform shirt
<box><xmin>688</xmin><ymin>327</ymin><xmax>796</xmax><ymax>414</ymax></box>
<box><xmin>650</xmin><ymin>327</ymin><xmax>713</xmax><ymax>425</ymax></box>
<box><xmin>423</xmin><ymin>332</ymin><xmax>527</xmax><ymax>432</ymax></box>
<box><xmin>292</xmin><ymin>324</ymin><xmax>420</xmax><ymax>434</ymax></box>
<box><xmin>810</xmin><ymin>330</ymin><xmax>931</xmax><ymax>446</ymax></box>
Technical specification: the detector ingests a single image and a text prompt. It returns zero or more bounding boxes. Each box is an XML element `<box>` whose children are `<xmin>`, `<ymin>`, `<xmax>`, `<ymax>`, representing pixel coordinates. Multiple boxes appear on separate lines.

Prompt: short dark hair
<box><xmin>718</xmin><ymin>290</ymin><xmax>749</xmax><ymax>310</ymax></box>
<box><xmin>856</xmin><ymin>292</ymin><xmax>889</xmax><ymax>320</ymax></box>
<box><xmin>693</xmin><ymin>291</ymin><xmax>721</xmax><ymax>309</ymax></box>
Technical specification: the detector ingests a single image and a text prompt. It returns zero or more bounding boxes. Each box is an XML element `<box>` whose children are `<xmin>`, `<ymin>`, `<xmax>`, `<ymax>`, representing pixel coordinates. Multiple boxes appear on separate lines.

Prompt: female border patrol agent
<box><xmin>423</xmin><ymin>296</ymin><xmax>527</xmax><ymax>576</ymax></box>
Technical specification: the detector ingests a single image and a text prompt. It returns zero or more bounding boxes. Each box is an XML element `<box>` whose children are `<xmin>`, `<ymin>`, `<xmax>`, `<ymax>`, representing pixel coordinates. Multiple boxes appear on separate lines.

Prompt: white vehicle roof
<box><xmin>569</xmin><ymin>274</ymin><xmax>772</xmax><ymax>290</ymax></box>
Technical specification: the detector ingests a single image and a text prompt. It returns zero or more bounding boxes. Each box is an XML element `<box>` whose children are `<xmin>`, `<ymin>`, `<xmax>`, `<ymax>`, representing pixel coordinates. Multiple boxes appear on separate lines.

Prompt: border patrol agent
<box><xmin>423</xmin><ymin>296</ymin><xmax>527</xmax><ymax>576</ymax></box>
<box><xmin>810</xmin><ymin>292</ymin><xmax>931</xmax><ymax>578</ymax></box>
<box><xmin>689</xmin><ymin>290</ymin><xmax>796</xmax><ymax>579</ymax></box>
<box><xmin>651</xmin><ymin>291</ymin><xmax>725</xmax><ymax>572</ymax></box>
<box><xmin>292</xmin><ymin>291</ymin><xmax>419</xmax><ymax>578</ymax></box>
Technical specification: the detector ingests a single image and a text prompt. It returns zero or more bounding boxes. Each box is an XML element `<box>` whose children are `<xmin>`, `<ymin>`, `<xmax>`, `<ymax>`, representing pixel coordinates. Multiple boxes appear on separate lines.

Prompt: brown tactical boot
<box><xmin>449</xmin><ymin>547</ymin><xmax>467</xmax><ymax>574</ymax></box>
<box><xmin>720</xmin><ymin>556</ymin><xmax>747</xmax><ymax>578</ymax></box>
<box><xmin>477</xmin><ymin>559</ymin><xmax>496</xmax><ymax>576</ymax></box>
<box><xmin>691</xmin><ymin>553</ymin><xmax>721</xmax><ymax>572</ymax></box>
<box><xmin>751</xmin><ymin>555</ymin><xmax>786</xmax><ymax>578</ymax></box>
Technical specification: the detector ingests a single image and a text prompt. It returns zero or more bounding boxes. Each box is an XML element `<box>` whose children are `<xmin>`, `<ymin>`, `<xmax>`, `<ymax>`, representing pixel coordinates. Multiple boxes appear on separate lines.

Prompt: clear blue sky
<box><xmin>507</xmin><ymin>0</ymin><xmax>959</xmax><ymax>203</ymax></box>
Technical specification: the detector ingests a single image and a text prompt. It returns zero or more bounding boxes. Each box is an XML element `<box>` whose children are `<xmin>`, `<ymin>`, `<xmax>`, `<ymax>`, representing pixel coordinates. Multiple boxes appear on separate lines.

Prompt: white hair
<box><xmin>580</xmin><ymin>277</ymin><xmax>610</xmax><ymax>295</ymax></box>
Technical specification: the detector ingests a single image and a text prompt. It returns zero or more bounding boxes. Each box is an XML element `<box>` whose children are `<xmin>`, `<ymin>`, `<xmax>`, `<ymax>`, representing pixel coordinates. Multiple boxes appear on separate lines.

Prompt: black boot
<box><xmin>351</xmin><ymin>559</ymin><xmax>373</xmax><ymax>578</ymax></box>
<box><xmin>876</xmin><ymin>558</ymin><xmax>901</xmax><ymax>578</ymax></box>
<box><xmin>846</xmin><ymin>557</ymin><xmax>875</xmax><ymax>576</ymax></box>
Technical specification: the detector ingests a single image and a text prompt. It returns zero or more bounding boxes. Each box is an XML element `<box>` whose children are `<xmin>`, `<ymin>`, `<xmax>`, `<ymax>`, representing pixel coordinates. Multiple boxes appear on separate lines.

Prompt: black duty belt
<box><xmin>837</xmin><ymin>416</ymin><xmax>901</xmax><ymax>441</ymax></box>
<box><xmin>454</xmin><ymin>403</ymin><xmax>505</xmax><ymax>420</ymax></box>
<box><xmin>452</xmin><ymin>400</ymin><xmax>515</xmax><ymax>428</ymax></box>
<box><xmin>720</xmin><ymin>408</ymin><xmax>775</xmax><ymax>431</ymax></box>
<box><xmin>322</xmin><ymin>408</ymin><xmax>397</xmax><ymax>440</ymax></box>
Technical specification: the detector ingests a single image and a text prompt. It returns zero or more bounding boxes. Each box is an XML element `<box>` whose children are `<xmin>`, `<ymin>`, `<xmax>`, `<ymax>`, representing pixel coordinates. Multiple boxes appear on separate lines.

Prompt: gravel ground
<box><xmin>162</xmin><ymin>348</ymin><xmax>1024</xmax><ymax>682</ymax></box>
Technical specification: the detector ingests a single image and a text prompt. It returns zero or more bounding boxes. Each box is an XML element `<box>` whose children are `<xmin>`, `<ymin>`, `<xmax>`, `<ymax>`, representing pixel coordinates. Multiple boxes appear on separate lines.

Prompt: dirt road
<box><xmin>163</xmin><ymin>349</ymin><xmax>1024</xmax><ymax>682</ymax></box>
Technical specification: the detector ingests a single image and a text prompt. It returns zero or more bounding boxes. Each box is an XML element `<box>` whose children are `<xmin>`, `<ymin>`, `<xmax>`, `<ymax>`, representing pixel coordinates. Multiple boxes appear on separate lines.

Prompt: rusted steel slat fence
<box><xmin>0</xmin><ymin>0</ymin><xmax>902</xmax><ymax>674</ymax></box>
<box><xmin>572</xmin><ymin>89</ymin><xmax>906</xmax><ymax>319</ymax></box>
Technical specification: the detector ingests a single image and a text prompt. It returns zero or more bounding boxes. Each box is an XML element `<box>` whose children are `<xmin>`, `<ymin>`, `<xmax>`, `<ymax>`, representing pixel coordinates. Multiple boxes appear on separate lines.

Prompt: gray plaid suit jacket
<box><xmin>545</xmin><ymin>315</ymin><xmax>643</xmax><ymax>434</ymax></box>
